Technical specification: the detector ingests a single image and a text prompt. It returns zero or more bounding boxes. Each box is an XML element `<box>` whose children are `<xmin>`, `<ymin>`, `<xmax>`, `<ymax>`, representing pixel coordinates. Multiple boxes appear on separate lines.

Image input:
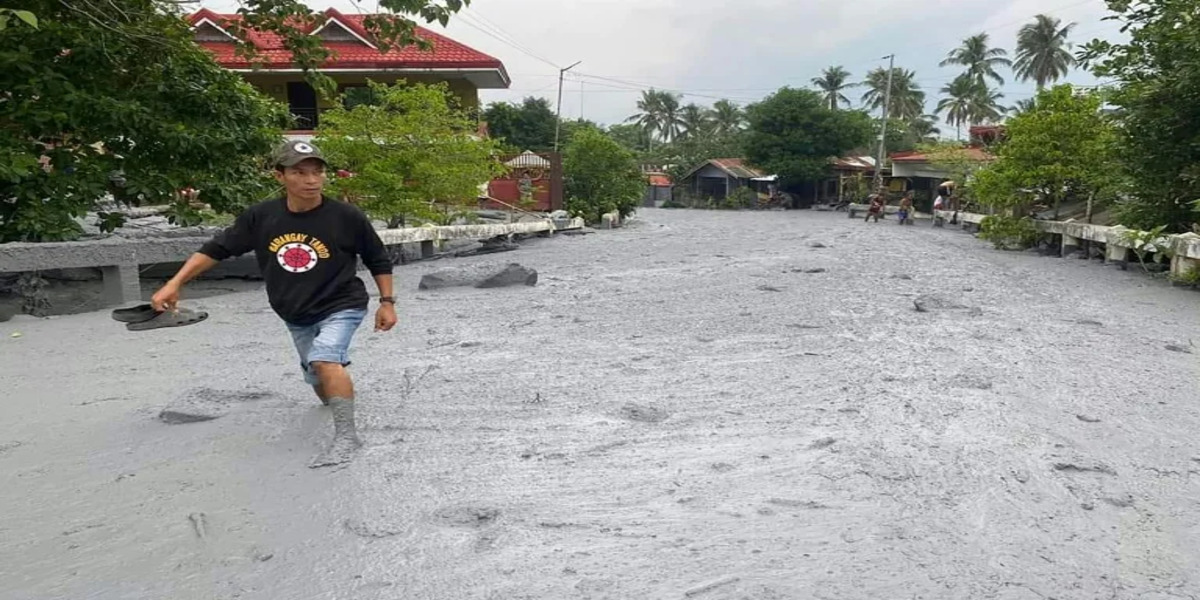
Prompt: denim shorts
<box><xmin>285</xmin><ymin>308</ymin><xmax>367</xmax><ymax>386</ymax></box>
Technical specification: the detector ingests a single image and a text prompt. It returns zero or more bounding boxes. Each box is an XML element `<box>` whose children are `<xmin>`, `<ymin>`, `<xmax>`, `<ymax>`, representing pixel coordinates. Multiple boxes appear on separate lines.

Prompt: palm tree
<box><xmin>709</xmin><ymin>99</ymin><xmax>744</xmax><ymax>136</ymax></box>
<box><xmin>907</xmin><ymin>115</ymin><xmax>941</xmax><ymax>144</ymax></box>
<box><xmin>970</xmin><ymin>86</ymin><xmax>1007</xmax><ymax>125</ymax></box>
<box><xmin>936</xmin><ymin>75</ymin><xmax>976</xmax><ymax>139</ymax></box>
<box><xmin>1008</xmin><ymin>97</ymin><xmax>1037</xmax><ymax>116</ymax></box>
<box><xmin>940</xmin><ymin>33</ymin><xmax>1012</xmax><ymax>86</ymax></box>
<box><xmin>626</xmin><ymin>89</ymin><xmax>685</xmax><ymax>144</ymax></box>
<box><xmin>862</xmin><ymin>68</ymin><xmax>926</xmax><ymax>121</ymax></box>
<box><xmin>678</xmin><ymin>103</ymin><xmax>712</xmax><ymax>141</ymax></box>
<box><xmin>657</xmin><ymin>91</ymin><xmax>684</xmax><ymax>143</ymax></box>
<box><xmin>812</xmin><ymin>66</ymin><xmax>855</xmax><ymax>110</ymax></box>
<box><xmin>936</xmin><ymin>75</ymin><xmax>1006</xmax><ymax>138</ymax></box>
<box><xmin>1014</xmin><ymin>14</ymin><xmax>1076</xmax><ymax>89</ymax></box>
<box><xmin>627</xmin><ymin>90</ymin><xmax>665</xmax><ymax>148</ymax></box>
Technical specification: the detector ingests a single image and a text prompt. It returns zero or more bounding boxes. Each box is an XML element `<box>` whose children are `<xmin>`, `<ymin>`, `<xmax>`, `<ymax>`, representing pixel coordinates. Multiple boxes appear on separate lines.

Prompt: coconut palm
<box><xmin>1014</xmin><ymin>14</ymin><xmax>1076</xmax><ymax>89</ymax></box>
<box><xmin>935</xmin><ymin>75</ymin><xmax>977</xmax><ymax>139</ymax></box>
<box><xmin>626</xmin><ymin>90</ymin><xmax>665</xmax><ymax>147</ymax></box>
<box><xmin>936</xmin><ymin>74</ymin><xmax>1006</xmax><ymax>138</ymax></box>
<box><xmin>626</xmin><ymin>89</ymin><xmax>685</xmax><ymax>144</ymax></box>
<box><xmin>812</xmin><ymin>66</ymin><xmax>856</xmax><ymax>110</ymax></box>
<box><xmin>1008</xmin><ymin>97</ymin><xmax>1038</xmax><ymax>116</ymax></box>
<box><xmin>861</xmin><ymin>67</ymin><xmax>926</xmax><ymax>121</ymax></box>
<box><xmin>710</xmin><ymin>99</ymin><xmax>745</xmax><ymax>136</ymax></box>
<box><xmin>678</xmin><ymin>103</ymin><xmax>713</xmax><ymax>141</ymax></box>
<box><xmin>940</xmin><ymin>33</ymin><xmax>1012</xmax><ymax>87</ymax></box>
<box><xmin>907</xmin><ymin>115</ymin><xmax>941</xmax><ymax>144</ymax></box>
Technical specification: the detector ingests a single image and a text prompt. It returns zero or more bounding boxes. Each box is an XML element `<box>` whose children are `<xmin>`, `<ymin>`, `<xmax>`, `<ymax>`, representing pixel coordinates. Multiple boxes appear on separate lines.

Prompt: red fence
<box><xmin>482</xmin><ymin>152</ymin><xmax>563</xmax><ymax>212</ymax></box>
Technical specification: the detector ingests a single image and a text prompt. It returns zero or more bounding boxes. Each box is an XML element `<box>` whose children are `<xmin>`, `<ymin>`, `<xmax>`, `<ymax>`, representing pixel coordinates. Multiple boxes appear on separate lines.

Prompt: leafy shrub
<box><xmin>979</xmin><ymin>215</ymin><xmax>1039</xmax><ymax>250</ymax></box>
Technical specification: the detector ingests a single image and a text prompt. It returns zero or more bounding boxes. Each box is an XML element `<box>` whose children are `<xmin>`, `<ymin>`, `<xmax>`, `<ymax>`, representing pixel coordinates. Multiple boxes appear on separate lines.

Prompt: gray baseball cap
<box><xmin>271</xmin><ymin>140</ymin><xmax>328</xmax><ymax>168</ymax></box>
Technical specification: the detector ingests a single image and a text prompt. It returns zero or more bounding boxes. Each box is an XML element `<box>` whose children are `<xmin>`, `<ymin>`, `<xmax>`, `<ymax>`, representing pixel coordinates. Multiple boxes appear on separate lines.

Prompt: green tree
<box><xmin>316</xmin><ymin>81</ymin><xmax>506</xmax><ymax>227</ymax></box>
<box><xmin>1014</xmin><ymin>15</ymin><xmax>1076</xmax><ymax>89</ymax></box>
<box><xmin>971</xmin><ymin>85</ymin><xmax>1119</xmax><ymax>219</ymax></box>
<box><xmin>812</xmin><ymin>66</ymin><xmax>856</xmax><ymax>110</ymax></box>
<box><xmin>940</xmin><ymin>32</ymin><xmax>1012</xmax><ymax>87</ymax></box>
<box><xmin>0</xmin><ymin>1</ymin><xmax>292</xmax><ymax>242</ymax></box>
<box><xmin>563</xmin><ymin>128</ymin><xmax>644</xmax><ymax>223</ymax></box>
<box><xmin>678</xmin><ymin>103</ymin><xmax>713</xmax><ymax>141</ymax></box>
<box><xmin>627</xmin><ymin>89</ymin><xmax>684</xmax><ymax>144</ymax></box>
<box><xmin>606</xmin><ymin>123</ymin><xmax>653</xmax><ymax>153</ymax></box>
<box><xmin>1078</xmin><ymin>0</ymin><xmax>1200</xmax><ymax>231</ymax></box>
<box><xmin>937</xmin><ymin>75</ymin><xmax>1006</xmax><ymax>138</ymax></box>
<box><xmin>743</xmin><ymin>88</ymin><xmax>874</xmax><ymax>185</ymax></box>
<box><xmin>481</xmin><ymin>97</ymin><xmax>557</xmax><ymax>152</ymax></box>
<box><xmin>710</xmin><ymin>100</ymin><xmax>745</xmax><ymax>136</ymax></box>
<box><xmin>862</xmin><ymin>68</ymin><xmax>926</xmax><ymax>121</ymax></box>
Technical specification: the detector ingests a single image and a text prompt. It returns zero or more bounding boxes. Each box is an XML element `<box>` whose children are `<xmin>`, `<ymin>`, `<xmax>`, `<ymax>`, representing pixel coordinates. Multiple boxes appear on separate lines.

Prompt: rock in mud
<box><xmin>620</xmin><ymin>402</ymin><xmax>670</xmax><ymax>423</ymax></box>
<box><xmin>418</xmin><ymin>263</ymin><xmax>538</xmax><ymax>290</ymax></box>
<box><xmin>158</xmin><ymin>388</ymin><xmax>275</xmax><ymax>424</ymax></box>
<box><xmin>913</xmin><ymin>294</ymin><xmax>973</xmax><ymax>313</ymax></box>
<box><xmin>159</xmin><ymin>401</ymin><xmax>228</xmax><ymax>424</ymax></box>
<box><xmin>1164</xmin><ymin>344</ymin><xmax>1193</xmax><ymax>354</ymax></box>
<box><xmin>434</xmin><ymin>506</ymin><xmax>500</xmax><ymax>528</ymax></box>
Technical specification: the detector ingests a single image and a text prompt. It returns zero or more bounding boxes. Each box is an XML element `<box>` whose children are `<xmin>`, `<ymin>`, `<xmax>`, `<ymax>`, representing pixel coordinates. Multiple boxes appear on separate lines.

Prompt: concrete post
<box><xmin>1170</xmin><ymin>233</ymin><xmax>1200</xmax><ymax>283</ymax></box>
<box><xmin>1105</xmin><ymin>242</ymin><xmax>1129</xmax><ymax>269</ymax></box>
<box><xmin>1061</xmin><ymin>234</ymin><xmax>1080</xmax><ymax>257</ymax></box>
<box><xmin>100</xmin><ymin>263</ymin><xmax>141</xmax><ymax>306</ymax></box>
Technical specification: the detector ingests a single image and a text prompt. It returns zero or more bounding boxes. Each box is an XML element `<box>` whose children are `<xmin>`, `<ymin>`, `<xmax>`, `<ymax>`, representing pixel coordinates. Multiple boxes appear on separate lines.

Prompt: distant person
<box><xmin>149</xmin><ymin>140</ymin><xmax>397</xmax><ymax>468</ymax></box>
<box><xmin>865</xmin><ymin>193</ymin><xmax>884</xmax><ymax>223</ymax></box>
<box><xmin>898</xmin><ymin>192</ymin><xmax>914</xmax><ymax>225</ymax></box>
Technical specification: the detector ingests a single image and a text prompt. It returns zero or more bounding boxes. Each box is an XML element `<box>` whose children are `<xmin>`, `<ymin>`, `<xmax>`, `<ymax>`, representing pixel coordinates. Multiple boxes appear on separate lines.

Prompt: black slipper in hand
<box><xmin>125</xmin><ymin>307</ymin><xmax>209</xmax><ymax>331</ymax></box>
<box><xmin>111</xmin><ymin>303</ymin><xmax>158</xmax><ymax>323</ymax></box>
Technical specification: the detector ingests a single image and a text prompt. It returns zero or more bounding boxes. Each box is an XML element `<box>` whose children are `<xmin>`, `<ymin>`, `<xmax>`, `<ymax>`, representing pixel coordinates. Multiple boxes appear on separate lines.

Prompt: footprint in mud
<box><xmin>620</xmin><ymin>402</ymin><xmax>670</xmax><ymax>423</ymax></box>
<box><xmin>433</xmin><ymin>505</ymin><xmax>500</xmax><ymax>528</ymax></box>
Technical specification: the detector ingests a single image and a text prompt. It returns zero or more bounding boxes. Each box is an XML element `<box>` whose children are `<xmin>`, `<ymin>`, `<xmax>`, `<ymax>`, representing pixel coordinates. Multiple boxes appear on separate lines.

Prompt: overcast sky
<box><xmin>196</xmin><ymin>0</ymin><xmax>1126</xmax><ymax>131</ymax></box>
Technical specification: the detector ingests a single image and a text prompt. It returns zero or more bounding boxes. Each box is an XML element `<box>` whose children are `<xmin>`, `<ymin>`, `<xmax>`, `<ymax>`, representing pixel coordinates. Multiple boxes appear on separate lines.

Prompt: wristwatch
<box><xmin>379</xmin><ymin>296</ymin><xmax>395</xmax><ymax>304</ymax></box>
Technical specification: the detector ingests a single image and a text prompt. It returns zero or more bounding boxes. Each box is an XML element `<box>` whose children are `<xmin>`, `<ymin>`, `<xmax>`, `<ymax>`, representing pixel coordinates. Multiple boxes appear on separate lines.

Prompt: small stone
<box><xmin>892</xmin><ymin>274</ymin><xmax>913</xmax><ymax>280</ymax></box>
<box><xmin>757</xmin><ymin>285</ymin><xmax>784</xmax><ymax>292</ymax></box>
<box><xmin>159</xmin><ymin>401</ymin><xmax>227</xmax><ymax>424</ymax></box>
<box><xmin>620</xmin><ymin>402</ymin><xmax>669</xmax><ymax>423</ymax></box>
<box><xmin>1164</xmin><ymin>344</ymin><xmax>1193</xmax><ymax>354</ymax></box>
<box><xmin>9</xmin><ymin>332</ymin><xmax>21</xmax><ymax>338</ymax></box>
<box><xmin>808</xmin><ymin>242</ymin><xmax>827</xmax><ymax>249</ymax></box>
<box><xmin>809</xmin><ymin>437</ymin><xmax>837</xmax><ymax>449</ymax></box>
<box><xmin>804</xmin><ymin>268</ymin><xmax>827</xmax><ymax>274</ymax></box>
<box><xmin>913</xmin><ymin>294</ymin><xmax>970</xmax><ymax>312</ymax></box>
<box><xmin>1081</xmin><ymin>502</ymin><xmax>1095</xmax><ymax>511</ymax></box>
<box><xmin>1076</xmin><ymin>414</ymin><xmax>1101</xmax><ymax>423</ymax></box>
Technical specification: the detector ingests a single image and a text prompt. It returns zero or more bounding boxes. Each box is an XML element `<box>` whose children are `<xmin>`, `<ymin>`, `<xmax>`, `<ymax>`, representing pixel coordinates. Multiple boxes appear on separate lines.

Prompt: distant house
<box><xmin>187</xmin><ymin>8</ymin><xmax>510</xmax><ymax>139</ymax></box>
<box><xmin>643</xmin><ymin>169</ymin><xmax>672</xmax><ymax>207</ymax></box>
<box><xmin>676</xmin><ymin>159</ymin><xmax>772</xmax><ymax>202</ymax></box>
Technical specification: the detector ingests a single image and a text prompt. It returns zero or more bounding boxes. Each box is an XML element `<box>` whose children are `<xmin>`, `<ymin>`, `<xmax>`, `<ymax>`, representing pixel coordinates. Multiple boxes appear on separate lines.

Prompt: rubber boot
<box><xmin>310</xmin><ymin>397</ymin><xmax>362</xmax><ymax>468</ymax></box>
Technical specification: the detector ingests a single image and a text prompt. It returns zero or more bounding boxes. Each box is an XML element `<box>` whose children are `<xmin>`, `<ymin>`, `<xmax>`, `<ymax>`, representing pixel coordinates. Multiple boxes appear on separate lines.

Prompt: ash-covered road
<box><xmin>3</xmin><ymin>208</ymin><xmax>1198</xmax><ymax>600</ymax></box>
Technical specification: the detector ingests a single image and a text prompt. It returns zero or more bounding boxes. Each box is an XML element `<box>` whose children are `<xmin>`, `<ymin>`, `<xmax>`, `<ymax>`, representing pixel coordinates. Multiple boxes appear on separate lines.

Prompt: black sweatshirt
<box><xmin>198</xmin><ymin>196</ymin><xmax>393</xmax><ymax>325</ymax></box>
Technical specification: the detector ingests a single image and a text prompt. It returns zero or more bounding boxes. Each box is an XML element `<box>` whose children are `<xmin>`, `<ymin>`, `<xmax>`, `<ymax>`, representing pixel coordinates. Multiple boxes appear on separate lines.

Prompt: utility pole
<box><xmin>873</xmin><ymin>54</ymin><xmax>895</xmax><ymax>192</ymax></box>
<box><xmin>553</xmin><ymin>60</ymin><xmax>582</xmax><ymax>153</ymax></box>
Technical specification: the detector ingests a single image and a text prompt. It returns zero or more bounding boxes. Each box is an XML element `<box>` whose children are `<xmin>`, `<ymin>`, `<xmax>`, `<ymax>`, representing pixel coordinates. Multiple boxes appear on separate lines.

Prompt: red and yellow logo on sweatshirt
<box><xmin>268</xmin><ymin>233</ymin><xmax>331</xmax><ymax>273</ymax></box>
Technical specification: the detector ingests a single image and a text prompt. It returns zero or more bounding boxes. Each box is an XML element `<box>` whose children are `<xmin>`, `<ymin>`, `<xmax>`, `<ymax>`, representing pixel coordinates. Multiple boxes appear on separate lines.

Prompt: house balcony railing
<box><xmin>289</xmin><ymin>107</ymin><xmax>327</xmax><ymax>131</ymax></box>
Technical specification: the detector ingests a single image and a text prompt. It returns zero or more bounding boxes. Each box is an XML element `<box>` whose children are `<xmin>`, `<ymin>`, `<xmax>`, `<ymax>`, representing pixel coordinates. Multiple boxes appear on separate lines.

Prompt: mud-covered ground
<box><xmin>2</xmin><ymin>208</ymin><xmax>1199</xmax><ymax>600</ymax></box>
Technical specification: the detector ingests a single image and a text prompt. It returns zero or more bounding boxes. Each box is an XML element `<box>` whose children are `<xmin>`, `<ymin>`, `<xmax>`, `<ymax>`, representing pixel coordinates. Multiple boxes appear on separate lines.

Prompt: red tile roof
<box><xmin>647</xmin><ymin>173</ymin><xmax>671</xmax><ymax>187</ymax></box>
<box><xmin>187</xmin><ymin>8</ymin><xmax>507</xmax><ymax>74</ymax></box>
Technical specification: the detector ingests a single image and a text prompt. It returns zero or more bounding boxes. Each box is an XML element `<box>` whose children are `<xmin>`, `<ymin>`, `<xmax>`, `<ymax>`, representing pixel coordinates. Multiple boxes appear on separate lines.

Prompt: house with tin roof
<box><xmin>187</xmin><ymin>8</ymin><xmax>510</xmax><ymax>137</ymax></box>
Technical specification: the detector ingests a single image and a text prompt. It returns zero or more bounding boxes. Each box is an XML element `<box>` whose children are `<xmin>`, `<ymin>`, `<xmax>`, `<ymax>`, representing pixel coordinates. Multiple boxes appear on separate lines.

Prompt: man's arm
<box><xmin>354</xmin><ymin>208</ymin><xmax>397</xmax><ymax>332</ymax></box>
<box><xmin>150</xmin><ymin>208</ymin><xmax>257</xmax><ymax>311</ymax></box>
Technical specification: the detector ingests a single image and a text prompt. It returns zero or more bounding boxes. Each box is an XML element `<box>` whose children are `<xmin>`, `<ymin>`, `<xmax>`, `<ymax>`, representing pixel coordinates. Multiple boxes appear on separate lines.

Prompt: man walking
<box><xmin>150</xmin><ymin>140</ymin><xmax>396</xmax><ymax>467</ymax></box>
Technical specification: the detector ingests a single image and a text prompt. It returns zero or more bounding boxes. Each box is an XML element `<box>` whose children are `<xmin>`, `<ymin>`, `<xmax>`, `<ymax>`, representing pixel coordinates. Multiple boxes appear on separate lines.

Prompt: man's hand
<box><xmin>150</xmin><ymin>282</ymin><xmax>181</xmax><ymax>312</ymax></box>
<box><xmin>375</xmin><ymin>303</ymin><xmax>398</xmax><ymax>332</ymax></box>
